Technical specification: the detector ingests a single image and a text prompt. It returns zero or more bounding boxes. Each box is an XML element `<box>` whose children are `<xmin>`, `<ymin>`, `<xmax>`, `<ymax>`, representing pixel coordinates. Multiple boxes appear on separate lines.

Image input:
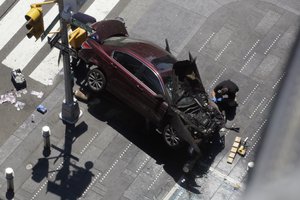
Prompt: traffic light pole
<box><xmin>58</xmin><ymin>0</ymin><xmax>81</xmax><ymax>124</ymax></box>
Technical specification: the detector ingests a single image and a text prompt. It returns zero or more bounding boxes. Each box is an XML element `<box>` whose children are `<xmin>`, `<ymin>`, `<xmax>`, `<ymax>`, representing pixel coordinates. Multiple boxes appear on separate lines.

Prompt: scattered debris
<box><xmin>0</xmin><ymin>91</ymin><xmax>16</xmax><ymax>104</ymax></box>
<box><xmin>48</xmin><ymin>78</ymin><xmax>53</xmax><ymax>86</ymax></box>
<box><xmin>15</xmin><ymin>89</ymin><xmax>27</xmax><ymax>97</ymax></box>
<box><xmin>37</xmin><ymin>105</ymin><xmax>47</xmax><ymax>114</ymax></box>
<box><xmin>238</xmin><ymin>137</ymin><xmax>248</xmax><ymax>156</ymax></box>
<box><xmin>227</xmin><ymin>136</ymin><xmax>241</xmax><ymax>164</ymax></box>
<box><xmin>233</xmin><ymin>183</ymin><xmax>241</xmax><ymax>190</ymax></box>
<box><xmin>21</xmin><ymin>89</ymin><xmax>28</xmax><ymax>94</ymax></box>
<box><xmin>14</xmin><ymin>101</ymin><xmax>25</xmax><ymax>111</ymax></box>
<box><xmin>31</xmin><ymin>90</ymin><xmax>44</xmax><ymax>98</ymax></box>
<box><xmin>11</xmin><ymin>69</ymin><xmax>27</xmax><ymax>90</ymax></box>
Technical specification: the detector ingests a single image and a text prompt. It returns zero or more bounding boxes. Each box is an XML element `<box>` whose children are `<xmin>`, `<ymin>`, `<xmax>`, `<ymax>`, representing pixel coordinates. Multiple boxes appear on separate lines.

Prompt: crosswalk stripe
<box><xmin>0</xmin><ymin>0</ymin><xmax>5</xmax><ymax>7</ymax></box>
<box><xmin>29</xmin><ymin>0</ymin><xmax>120</xmax><ymax>85</ymax></box>
<box><xmin>29</xmin><ymin>48</ymin><xmax>62</xmax><ymax>85</ymax></box>
<box><xmin>2</xmin><ymin>5</ymin><xmax>59</xmax><ymax>70</ymax></box>
<box><xmin>0</xmin><ymin>0</ymin><xmax>38</xmax><ymax>50</ymax></box>
<box><xmin>84</xmin><ymin>0</ymin><xmax>119</xmax><ymax>20</ymax></box>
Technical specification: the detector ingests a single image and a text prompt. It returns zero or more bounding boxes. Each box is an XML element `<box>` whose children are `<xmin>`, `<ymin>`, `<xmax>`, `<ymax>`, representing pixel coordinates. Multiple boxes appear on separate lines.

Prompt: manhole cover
<box><xmin>26</xmin><ymin>164</ymin><xmax>33</xmax><ymax>170</ymax></box>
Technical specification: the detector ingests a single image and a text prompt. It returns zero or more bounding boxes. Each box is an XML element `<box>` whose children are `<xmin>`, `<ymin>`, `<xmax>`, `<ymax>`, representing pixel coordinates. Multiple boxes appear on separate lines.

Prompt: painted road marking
<box><xmin>272</xmin><ymin>71</ymin><xmax>285</xmax><ymax>89</ymax></box>
<box><xmin>260</xmin><ymin>92</ymin><xmax>277</xmax><ymax>114</ymax></box>
<box><xmin>249</xmin><ymin>97</ymin><xmax>266</xmax><ymax>118</ymax></box>
<box><xmin>242</xmin><ymin>84</ymin><xmax>259</xmax><ymax>105</ymax></box>
<box><xmin>0</xmin><ymin>0</ymin><xmax>5</xmax><ymax>7</ymax></box>
<box><xmin>215</xmin><ymin>40</ymin><xmax>231</xmax><ymax>61</ymax></box>
<box><xmin>244</xmin><ymin>136</ymin><xmax>262</xmax><ymax>159</ymax></box>
<box><xmin>0</xmin><ymin>0</ymin><xmax>37</xmax><ymax>50</ymax></box>
<box><xmin>209</xmin><ymin>67</ymin><xmax>227</xmax><ymax>89</ymax></box>
<box><xmin>2</xmin><ymin>5</ymin><xmax>59</xmax><ymax>70</ymax></box>
<box><xmin>250</xmin><ymin>119</ymin><xmax>267</xmax><ymax>142</ymax></box>
<box><xmin>264</xmin><ymin>34</ymin><xmax>281</xmax><ymax>55</ymax></box>
<box><xmin>136</xmin><ymin>155</ymin><xmax>150</xmax><ymax>173</ymax></box>
<box><xmin>29</xmin><ymin>0</ymin><xmax>119</xmax><ymax>85</ymax></box>
<box><xmin>240</xmin><ymin>52</ymin><xmax>256</xmax><ymax>72</ymax></box>
<box><xmin>84</xmin><ymin>0</ymin><xmax>119</xmax><ymax>20</ymax></box>
<box><xmin>198</xmin><ymin>32</ymin><xmax>215</xmax><ymax>52</ymax></box>
<box><xmin>80</xmin><ymin>132</ymin><xmax>100</xmax><ymax>155</ymax></box>
<box><xmin>243</xmin><ymin>39</ymin><xmax>259</xmax><ymax>60</ymax></box>
<box><xmin>29</xmin><ymin>48</ymin><xmax>62</xmax><ymax>85</ymax></box>
<box><xmin>31</xmin><ymin>161</ymin><xmax>63</xmax><ymax>200</ymax></box>
<box><xmin>147</xmin><ymin>168</ymin><xmax>164</xmax><ymax>190</ymax></box>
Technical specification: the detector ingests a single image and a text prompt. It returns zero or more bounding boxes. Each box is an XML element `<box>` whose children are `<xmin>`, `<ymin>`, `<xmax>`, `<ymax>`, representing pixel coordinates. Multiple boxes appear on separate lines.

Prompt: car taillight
<box><xmin>81</xmin><ymin>41</ymin><xmax>92</xmax><ymax>49</ymax></box>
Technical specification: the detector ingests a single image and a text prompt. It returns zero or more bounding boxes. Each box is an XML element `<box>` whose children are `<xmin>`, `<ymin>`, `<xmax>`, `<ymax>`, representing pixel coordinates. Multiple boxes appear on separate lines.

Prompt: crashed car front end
<box><xmin>165</xmin><ymin>59</ymin><xmax>225</xmax><ymax>153</ymax></box>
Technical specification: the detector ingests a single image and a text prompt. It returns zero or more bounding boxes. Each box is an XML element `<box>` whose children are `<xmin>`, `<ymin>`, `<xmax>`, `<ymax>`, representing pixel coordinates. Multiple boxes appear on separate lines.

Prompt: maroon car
<box><xmin>77</xmin><ymin>19</ymin><xmax>225</xmax><ymax>153</ymax></box>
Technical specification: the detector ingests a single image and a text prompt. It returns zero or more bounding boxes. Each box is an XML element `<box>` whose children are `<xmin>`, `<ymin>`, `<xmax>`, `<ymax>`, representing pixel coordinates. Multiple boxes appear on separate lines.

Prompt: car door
<box><xmin>107</xmin><ymin>51</ymin><xmax>141</xmax><ymax>108</ymax></box>
<box><xmin>134</xmin><ymin>64</ymin><xmax>168</xmax><ymax>125</ymax></box>
<box><xmin>111</xmin><ymin>51</ymin><xmax>167</xmax><ymax>124</ymax></box>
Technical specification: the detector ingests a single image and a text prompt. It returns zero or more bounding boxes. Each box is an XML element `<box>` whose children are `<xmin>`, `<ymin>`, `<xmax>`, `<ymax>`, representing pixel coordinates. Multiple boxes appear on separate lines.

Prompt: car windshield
<box><xmin>151</xmin><ymin>55</ymin><xmax>176</xmax><ymax>73</ymax></box>
<box><xmin>150</xmin><ymin>55</ymin><xmax>176</xmax><ymax>99</ymax></box>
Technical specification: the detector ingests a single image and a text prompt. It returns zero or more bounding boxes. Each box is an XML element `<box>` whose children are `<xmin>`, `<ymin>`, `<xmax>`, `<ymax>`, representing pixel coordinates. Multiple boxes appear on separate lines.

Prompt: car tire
<box><xmin>163</xmin><ymin>124</ymin><xmax>182</xmax><ymax>148</ymax></box>
<box><xmin>87</xmin><ymin>68</ymin><xmax>106</xmax><ymax>93</ymax></box>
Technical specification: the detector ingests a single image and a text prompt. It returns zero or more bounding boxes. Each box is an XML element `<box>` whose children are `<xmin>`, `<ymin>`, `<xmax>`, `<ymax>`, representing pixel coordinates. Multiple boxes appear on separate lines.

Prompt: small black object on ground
<box><xmin>11</xmin><ymin>69</ymin><xmax>27</xmax><ymax>91</ymax></box>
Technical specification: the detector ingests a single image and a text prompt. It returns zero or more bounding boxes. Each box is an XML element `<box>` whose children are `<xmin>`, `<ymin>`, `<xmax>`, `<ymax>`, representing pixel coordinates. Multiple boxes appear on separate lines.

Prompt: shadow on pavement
<box><xmin>31</xmin><ymin>123</ymin><xmax>94</xmax><ymax>199</ymax></box>
<box><xmin>32</xmin><ymin>158</ymin><xmax>49</xmax><ymax>183</ymax></box>
<box><xmin>180</xmin><ymin>133</ymin><xmax>225</xmax><ymax>194</ymax></box>
<box><xmin>6</xmin><ymin>190</ymin><xmax>14</xmax><ymax>200</ymax></box>
<box><xmin>87</xmin><ymin>93</ymin><xmax>223</xmax><ymax>191</ymax></box>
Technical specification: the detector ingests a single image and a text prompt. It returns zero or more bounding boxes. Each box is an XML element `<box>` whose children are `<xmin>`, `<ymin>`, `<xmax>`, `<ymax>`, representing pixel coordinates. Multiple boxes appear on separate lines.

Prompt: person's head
<box><xmin>218</xmin><ymin>87</ymin><xmax>228</xmax><ymax>95</ymax></box>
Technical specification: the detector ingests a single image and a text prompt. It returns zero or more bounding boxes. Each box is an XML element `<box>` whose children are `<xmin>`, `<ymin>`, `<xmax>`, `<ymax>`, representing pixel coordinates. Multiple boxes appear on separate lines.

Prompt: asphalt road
<box><xmin>0</xmin><ymin>0</ymin><xmax>299</xmax><ymax>199</ymax></box>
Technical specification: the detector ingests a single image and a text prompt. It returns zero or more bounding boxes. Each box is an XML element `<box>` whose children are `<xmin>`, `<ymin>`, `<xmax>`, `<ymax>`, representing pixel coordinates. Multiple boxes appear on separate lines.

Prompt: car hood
<box><xmin>166</xmin><ymin>60</ymin><xmax>225</xmax><ymax>153</ymax></box>
<box><xmin>172</xmin><ymin>60</ymin><xmax>206</xmax><ymax>96</ymax></box>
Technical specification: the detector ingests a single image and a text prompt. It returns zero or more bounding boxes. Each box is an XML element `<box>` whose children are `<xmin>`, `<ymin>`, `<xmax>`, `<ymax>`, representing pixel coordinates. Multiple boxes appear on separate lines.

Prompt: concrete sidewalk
<box><xmin>0</xmin><ymin>81</ymin><xmax>177</xmax><ymax>200</ymax></box>
<box><xmin>0</xmin><ymin>82</ymin><xmax>113</xmax><ymax>200</ymax></box>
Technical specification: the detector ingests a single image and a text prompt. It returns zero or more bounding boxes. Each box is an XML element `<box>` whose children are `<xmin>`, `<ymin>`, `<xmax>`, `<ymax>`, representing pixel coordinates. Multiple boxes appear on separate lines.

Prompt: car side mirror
<box><xmin>154</xmin><ymin>94</ymin><xmax>165</xmax><ymax>101</ymax></box>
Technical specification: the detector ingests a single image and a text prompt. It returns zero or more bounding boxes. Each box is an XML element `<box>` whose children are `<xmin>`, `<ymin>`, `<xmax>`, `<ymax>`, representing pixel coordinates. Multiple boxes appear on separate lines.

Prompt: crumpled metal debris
<box><xmin>0</xmin><ymin>91</ymin><xmax>16</xmax><ymax>104</ymax></box>
<box><xmin>31</xmin><ymin>90</ymin><xmax>44</xmax><ymax>98</ymax></box>
<box><xmin>14</xmin><ymin>101</ymin><xmax>25</xmax><ymax>111</ymax></box>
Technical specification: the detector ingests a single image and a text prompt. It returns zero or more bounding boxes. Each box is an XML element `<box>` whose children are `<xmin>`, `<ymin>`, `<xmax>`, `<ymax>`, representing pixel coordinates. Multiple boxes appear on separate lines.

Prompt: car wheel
<box><xmin>163</xmin><ymin>124</ymin><xmax>182</xmax><ymax>148</ymax></box>
<box><xmin>87</xmin><ymin>68</ymin><xmax>106</xmax><ymax>92</ymax></box>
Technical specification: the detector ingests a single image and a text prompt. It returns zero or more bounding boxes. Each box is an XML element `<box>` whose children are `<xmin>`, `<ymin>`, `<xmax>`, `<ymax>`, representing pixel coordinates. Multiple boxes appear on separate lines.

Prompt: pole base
<box><xmin>59</xmin><ymin>98</ymin><xmax>82</xmax><ymax>124</ymax></box>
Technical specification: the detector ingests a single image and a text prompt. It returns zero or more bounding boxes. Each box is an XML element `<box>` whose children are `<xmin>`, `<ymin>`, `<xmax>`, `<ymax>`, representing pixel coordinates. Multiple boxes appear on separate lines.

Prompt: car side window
<box><xmin>138</xmin><ymin>67</ymin><xmax>163</xmax><ymax>94</ymax></box>
<box><xmin>113</xmin><ymin>51</ymin><xmax>141</xmax><ymax>75</ymax></box>
<box><xmin>113</xmin><ymin>51</ymin><xmax>163</xmax><ymax>94</ymax></box>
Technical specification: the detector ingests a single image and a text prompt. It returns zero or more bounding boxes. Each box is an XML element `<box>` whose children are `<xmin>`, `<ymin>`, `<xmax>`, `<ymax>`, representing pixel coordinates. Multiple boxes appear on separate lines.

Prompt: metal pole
<box><xmin>5</xmin><ymin>168</ymin><xmax>14</xmax><ymax>192</ymax></box>
<box><xmin>58</xmin><ymin>0</ymin><xmax>81</xmax><ymax>124</ymax></box>
<box><xmin>42</xmin><ymin>126</ymin><xmax>51</xmax><ymax>149</ymax></box>
<box><xmin>59</xmin><ymin>0</ymin><xmax>72</xmax><ymax>104</ymax></box>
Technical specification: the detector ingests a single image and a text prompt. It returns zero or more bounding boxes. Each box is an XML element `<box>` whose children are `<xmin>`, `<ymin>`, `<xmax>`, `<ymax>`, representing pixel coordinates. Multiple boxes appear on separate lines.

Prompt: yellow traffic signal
<box><xmin>68</xmin><ymin>27</ymin><xmax>87</xmax><ymax>49</ymax></box>
<box><xmin>25</xmin><ymin>5</ymin><xmax>44</xmax><ymax>39</ymax></box>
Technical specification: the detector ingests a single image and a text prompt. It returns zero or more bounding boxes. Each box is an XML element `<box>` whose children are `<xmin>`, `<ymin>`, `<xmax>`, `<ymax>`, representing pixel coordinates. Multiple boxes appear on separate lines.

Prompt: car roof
<box><xmin>103</xmin><ymin>36</ymin><xmax>177</xmax><ymax>67</ymax></box>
